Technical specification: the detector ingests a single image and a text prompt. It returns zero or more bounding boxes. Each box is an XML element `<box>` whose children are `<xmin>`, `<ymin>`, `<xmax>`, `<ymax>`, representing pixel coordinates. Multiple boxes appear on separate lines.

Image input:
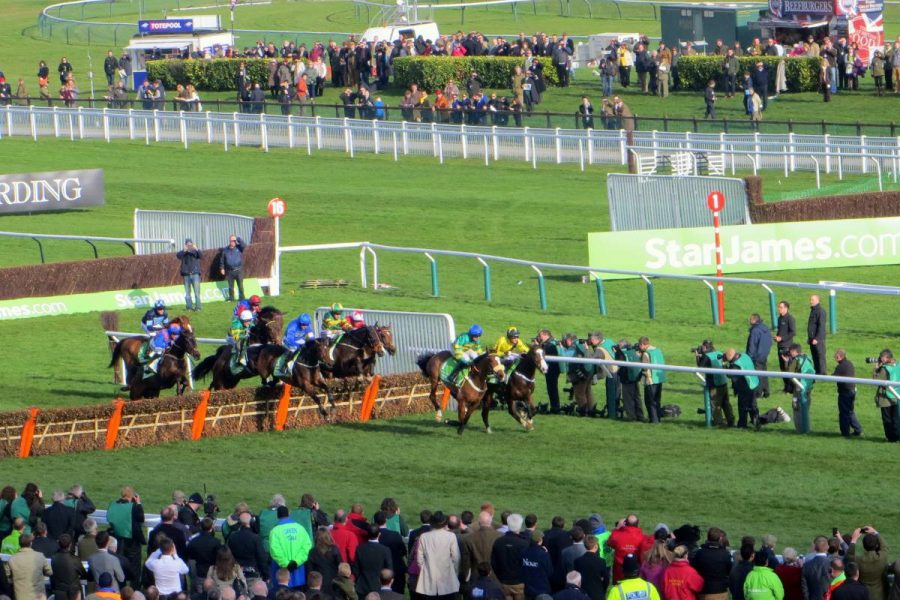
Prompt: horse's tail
<box><xmin>416</xmin><ymin>353</ymin><xmax>435</xmax><ymax>375</ymax></box>
<box><xmin>192</xmin><ymin>353</ymin><xmax>219</xmax><ymax>381</ymax></box>
<box><xmin>108</xmin><ymin>340</ymin><xmax>123</xmax><ymax>369</ymax></box>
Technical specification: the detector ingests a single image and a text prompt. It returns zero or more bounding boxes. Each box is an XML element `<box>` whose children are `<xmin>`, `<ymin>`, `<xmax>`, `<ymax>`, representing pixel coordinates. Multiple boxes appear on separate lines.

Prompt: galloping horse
<box><xmin>108</xmin><ymin>315</ymin><xmax>195</xmax><ymax>384</ymax></box>
<box><xmin>328</xmin><ymin>326</ymin><xmax>385</xmax><ymax>380</ymax></box>
<box><xmin>486</xmin><ymin>344</ymin><xmax>548</xmax><ymax>431</ymax></box>
<box><xmin>417</xmin><ymin>351</ymin><xmax>505</xmax><ymax>435</ymax></box>
<box><xmin>251</xmin><ymin>338</ymin><xmax>336</xmax><ymax>417</ymax></box>
<box><xmin>361</xmin><ymin>325</ymin><xmax>397</xmax><ymax>377</ymax></box>
<box><xmin>125</xmin><ymin>327</ymin><xmax>200</xmax><ymax>400</ymax></box>
<box><xmin>191</xmin><ymin>307</ymin><xmax>284</xmax><ymax>390</ymax></box>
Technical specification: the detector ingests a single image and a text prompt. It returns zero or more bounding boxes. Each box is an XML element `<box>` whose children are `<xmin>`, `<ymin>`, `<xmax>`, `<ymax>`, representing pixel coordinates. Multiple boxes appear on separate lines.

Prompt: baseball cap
<box><xmin>189</xmin><ymin>492</ymin><xmax>204</xmax><ymax>504</ymax></box>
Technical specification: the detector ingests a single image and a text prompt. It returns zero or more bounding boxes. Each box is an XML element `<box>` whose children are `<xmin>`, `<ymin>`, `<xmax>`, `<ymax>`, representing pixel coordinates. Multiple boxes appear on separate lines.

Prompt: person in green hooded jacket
<box><xmin>724</xmin><ymin>348</ymin><xmax>760</xmax><ymax>429</ymax></box>
<box><xmin>637</xmin><ymin>336</ymin><xmax>666</xmax><ymax>423</ymax></box>
<box><xmin>744</xmin><ymin>552</ymin><xmax>784</xmax><ymax>600</ymax></box>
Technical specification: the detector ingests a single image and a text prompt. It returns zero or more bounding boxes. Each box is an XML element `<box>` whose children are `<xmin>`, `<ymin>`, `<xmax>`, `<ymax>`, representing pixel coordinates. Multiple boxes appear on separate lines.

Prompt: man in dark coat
<box><xmin>574</xmin><ymin>535</ymin><xmax>609</xmax><ymax>600</ymax></box>
<box><xmin>356</xmin><ymin>525</ymin><xmax>393</xmax><ymax>597</ymax></box>
<box><xmin>537</xmin><ymin>330</ymin><xmax>562</xmax><ymax>414</ymax></box>
<box><xmin>492</xmin><ymin>514</ymin><xmax>530</xmax><ymax>600</ymax></box>
<box><xmin>43</xmin><ymin>490</ymin><xmax>77</xmax><ymax>541</ymax></box>
<box><xmin>775</xmin><ymin>301</ymin><xmax>797</xmax><ymax>392</ymax></box>
<box><xmin>544</xmin><ymin>517</ymin><xmax>573</xmax><ymax>592</ymax></box>
<box><xmin>691</xmin><ymin>527</ymin><xmax>733</xmax><ymax>598</ymax></box>
<box><xmin>64</xmin><ymin>484</ymin><xmax>96</xmax><ymax>539</ymax></box>
<box><xmin>746</xmin><ymin>314</ymin><xmax>773</xmax><ymax>397</ymax></box>
<box><xmin>831</xmin><ymin>562</ymin><xmax>870</xmax><ymax>600</ymax></box>
<box><xmin>147</xmin><ymin>505</ymin><xmax>188</xmax><ymax>558</ymax></box>
<box><xmin>228</xmin><ymin>512</ymin><xmax>268</xmax><ymax>582</ymax></box>
<box><xmin>522</xmin><ymin>531</ymin><xmax>554</xmax><ymax>599</ymax></box>
<box><xmin>374</xmin><ymin>511</ymin><xmax>407</xmax><ymax>593</ymax></box>
<box><xmin>50</xmin><ymin>534</ymin><xmax>88</xmax><ymax>600</ymax></box>
<box><xmin>729</xmin><ymin>545</ymin><xmax>755</xmax><ymax>600</ymax></box>
<box><xmin>750</xmin><ymin>62</ymin><xmax>769</xmax><ymax>110</ymax></box>
<box><xmin>807</xmin><ymin>295</ymin><xmax>828</xmax><ymax>374</ymax></box>
<box><xmin>186</xmin><ymin>518</ymin><xmax>222</xmax><ymax>593</ymax></box>
<box><xmin>554</xmin><ymin>571</ymin><xmax>592</xmax><ymax>600</ymax></box>
<box><xmin>801</xmin><ymin>537</ymin><xmax>831</xmax><ymax>600</ymax></box>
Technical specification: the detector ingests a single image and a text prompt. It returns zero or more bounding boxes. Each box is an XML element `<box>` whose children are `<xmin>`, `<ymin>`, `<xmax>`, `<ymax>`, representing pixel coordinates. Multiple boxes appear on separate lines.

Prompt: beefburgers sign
<box><xmin>0</xmin><ymin>169</ymin><xmax>105</xmax><ymax>214</ymax></box>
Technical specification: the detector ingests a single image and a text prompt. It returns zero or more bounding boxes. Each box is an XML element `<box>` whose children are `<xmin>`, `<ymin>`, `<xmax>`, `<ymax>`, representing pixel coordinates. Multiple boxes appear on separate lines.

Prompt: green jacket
<box><xmin>0</xmin><ymin>498</ymin><xmax>12</xmax><ymax>533</ymax></box>
<box><xmin>574</xmin><ymin>341</ymin><xmax>598</xmax><ymax>377</ymax></box>
<box><xmin>10</xmin><ymin>497</ymin><xmax>34</xmax><ymax>535</ymax></box>
<box><xmin>453</xmin><ymin>333</ymin><xmax>485</xmax><ymax>360</ymax></box>
<box><xmin>289</xmin><ymin>507</ymin><xmax>315</xmax><ymax>541</ymax></box>
<box><xmin>642</xmin><ymin>347</ymin><xmax>667</xmax><ymax>384</ymax></box>
<box><xmin>558</xmin><ymin>344</ymin><xmax>577</xmax><ymax>374</ymax></box>
<box><xmin>744</xmin><ymin>566</ymin><xmax>784</xmax><ymax>600</ymax></box>
<box><xmin>386</xmin><ymin>513</ymin><xmax>409</xmax><ymax>537</ymax></box>
<box><xmin>789</xmin><ymin>354</ymin><xmax>815</xmax><ymax>393</ymax></box>
<box><xmin>874</xmin><ymin>363</ymin><xmax>899</xmax><ymax>408</ymax></box>
<box><xmin>619</xmin><ymin>347</ymin><xmax>643</xmax><ymax>383</ymax></box>
<box><xmin>106</xmin><ymin>500</ymin><xmax>134</xmax><ymax>539</ymax></box>
<box><xmin>729</xmin><ymin>353</ymin><xmax>760</xmax><ymax>391</ymax></box>
<box><xmin>258</xmin><ymin>507</ymin><xmax>280</xmax><ymax>552</ymax></box>
<box><xmin>704</xmin><ymin>351</ymin><xmax>728</xmax><ymax>387</ymax></box>
<box><xmin>269</xmin><ymin>518</ymin><xmax>313</xmax><ymax>568</ymax></box>
<box><xmin>0</xmin><ymin>529</ymin><xmax>21</xmax><ymax>554</ymax></box>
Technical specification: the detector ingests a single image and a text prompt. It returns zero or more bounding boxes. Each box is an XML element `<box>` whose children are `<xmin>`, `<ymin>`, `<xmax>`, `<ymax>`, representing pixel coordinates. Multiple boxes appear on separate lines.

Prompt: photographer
<box><xmin>570</xmin><ymin>332</ymin><xmax>602</xmax><ymax>417</ymax></box>
<box><xmin>694</xmin><ymin>341</ymin><xmax>735</xmax><ymax>428</ymax></box>
<box><xmin>786</xmin><ymin>344</ymin><xmax>816</xmax><ymax>433</ymax></box>
<box><xmin>106</xmin><ymin>486</ymin><xmax>146</xmax><ymax>589</ymax></box>
<box><xmin>616</xmin><ymin>339</ymin><xmax>645</xmax><ymax>422</ymax></box>
<box><xmin>832</xmin><ymin>350</ymin><xmax>862</xmax><ymax>438</ymax></box>
<box><xmin>595</xmin><ymin>332</ymin><xmax>621</xmax><ymax>419</ymax></box>
<box><xmin>722</xmin><ymin>349</ymin><xmax>760</xmax><ymax>429</ymax></box>
<box><xmin>872</xmin><ymin>349</ymin><xmax>900</xmax><ymax>442</ymax></box>
<box><xmin>846</xmin><ymin>526</ymin><xmax>889</xmax><ymax>600</ymax></box>
<box><xmin>636</xmin><ymin>337</ymin><xmax>666</xmax><ymax>423</ymax></box>
<box><xmin>64</xmin><ymin>484</ymin><xmax>96</xmax><ymax>539</ymax></box>
<box><xmin>774</xmin><ymin>301</ymin><xmax>797</xmax><ymax>393</ymax></box>
<box><xmin>177</xmin><ymin>492</ymin><xmax>204</xmax><ymax>535</ymax></box>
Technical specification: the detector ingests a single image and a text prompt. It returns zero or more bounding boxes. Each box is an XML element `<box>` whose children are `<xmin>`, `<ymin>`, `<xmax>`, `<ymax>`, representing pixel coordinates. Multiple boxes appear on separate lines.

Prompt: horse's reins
<box><xmin>463</xmin><ymin>358</ymin><xmax>504</xmax><ymax>394</ymax></box>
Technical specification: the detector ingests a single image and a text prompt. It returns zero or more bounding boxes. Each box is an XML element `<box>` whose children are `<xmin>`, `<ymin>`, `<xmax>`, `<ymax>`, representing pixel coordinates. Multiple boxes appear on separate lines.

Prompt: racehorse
<box><xmin>328</xmin><ymin>326</ymin><xmax>386</xmax><ymax>380</ymax></box>
<box><xmin>486</xmin><ymin>344</ymin><xmax>548</xmax><ymax>431</ymax></box>
<box><xmin>417</xmin><ymin>351</ymin><xmax>505</xmax><ymax>435</ymax></box>
<box><xmin>251</xmin><ymin>338</ymin><xmax>337</xmax><ymax>417</ymax></box>
<box><xmin>108</xmin><ymin>315</ymin><xmax>195</xmax><ymax>384</ymax></box>
<box><xmin>361</xmin><ymin>325</ymin><xmax>396</xmax><ymax>377</ymax></box>
<box><xmin>125</xmin><ymin>327</ymin><xmax>200</xmax><ymax>400</ymax></box>
<box><xmin>191</xmin><ymin>307</ymin><xmax>284</xmax><ymax>390</ymax></box>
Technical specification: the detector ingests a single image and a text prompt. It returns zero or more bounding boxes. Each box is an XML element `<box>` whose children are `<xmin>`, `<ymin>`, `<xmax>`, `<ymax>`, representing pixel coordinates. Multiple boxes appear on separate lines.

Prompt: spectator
<box><xmin>43</xmin><ymin>489</ymin><xmax>76</xmax><ymax>542</ymax></box>
<box><xmin>269</xmin><ymin>505</ymin><xmax>313</xmax><ymax>588</ymax></box>
<box><xmin>562</xmin><ymin>527</ymin><xmax>588</xmax><ymax>577</ymax></box>
<box><xmin>7</xmin><ymin>534</ymin><xmax>52</xmax><ymax>600</ymax></box>
<box><xmin>491</xmin><ymin>513</ymin><xmax>529</xmax><ymax>600</ymax></box>
<box><xmin>807</xmin><ymin>295</ymin><xmax>828</xmax><ymax>376</ymax></box>
<box><xmin>208</xmin><ymin>546</ymin><xmax>248</xmax><ymax>596</ymax></box>
<box><xmin>556</xmin><ymin>571</ymin><xmax>590</xmax><ymax>600</ymax></box>
<box><xmin>574</xmin><ymin>535</ymin><xmax>609</xmax><ymax>600</ymax></box>
<box><xmin>88</xmin><ymin>572</ymin><xmax>121</xmax><ymax>600</ymax></box>
<box><xmin>78</xmin><ymin>517</ymin><xmax>99</xmax><ymax>560</ymax></box>
<box><xmin>846</xmin><ymin>528</ymin><xmax>888</xmax><ymax>600</ymax></box>
<box><xmin>308</xmin><ymin>527</ymin><xmax>343</xmax><ymax>593</ymax></box>
<box><xmin>357</xmin><ymin>525</ymin><xmax>393</xmax><ymax>597</ymax></box>
<box><xmin>219</xmin><ymin>234</ymin><xmax>246</xmax><ymax>302</ymax></box>
<box><xmin>228</xmin><ymin>511</ymin><xmax>267</xmax><ymax>586</ymax></box>
<box><xmin>58</xmin><ymin>56</ymin><xmax>73</xmax><ymax>85</ymax></box>
<box><xmin>145</xmin><ymin>538</ymin><xmax>189</xmax><ymax>596</ymax></box>
<box><xmin>1</xmin><ymin>517</ymin><xmax>25</xmax><ymax>554</ymax></box>
<box><xmin>147</xmin><ymin>505</ymin><xmax>188</xmax><ymax>559</ymax></box>
<box><xmin>577</xmin><ymin>96</ymin><xmax>594</xmax><ymax>129</ymax></box>
<box><xmin>801</xmin><ymin>537</ymin><xmax>831</xmax><ymax>600</ymax></box>
<box><xmin>832</xmin><ymin>350</ymin><xmax>862</xmax><ymax>437</ymax></box>
<box><xmin>730</xmin><ymin>545</ymin><xmax>755</xmax><ymax>600</ymax></box>
<box><xmin>416</xmin><ymin>511</ymin><xmax>461</xmax><ymax>600</ymax></box>
<box><xmin>641</xmin><ymin>529</ymin><xmax>673</xmax><ymax>591</ymax></box>
<box><xmin>663</xmin><ymin>546</ymin><xmax>704</xmax><ymax>600</ymax></box>
<box><xmin>704</xmin><ymin>80</ymin><xmax>716</xmax><ymax>119</ymax></box>
<box><xmin>775</xmin><ymin>549</ymin><xmax>802</xmax><ymax>600</ymax></box>
<box><xmin>51</xmin><ymin>534</ymin><xmax>88</xmax><ymax>600</ymax></box>
<box><xmin>607</xmin><ymin>516</ymin><xmax>650</xmax><ymax>583</ymax></box>
<box><xmin>691</xmin><ymin>527</ymin><xmax>732</xmax><ymax>600</ymax></box>
<box><xmin>606</xmin><ymin>554</ymin><xmax>660</xmax><ymax>600</ymax></box>
<box><xmin>745</xmin><ymin>314</ymin><xmax>772</xmax><ymax>395</ymax></box>
<box><xmin>88</xmin><ymin>530</ymin><xmax>126</xmax><ymax>591</ymax></box>
<box><xmin>65</xmin><ymin>484</ymin><xmax>96</xmax><ymax>540</ymax></box>
<box><xmin>334</xmin><ymin>509</ymin><xmax>361</xmax><ymax>564</ymax></box>
<box><xmin>743</xmin><ymin>552</ymin><xmax>783</xmax><ymax>600</ymax></box>
<box><xmin>107</xmin><ymin>486</ymin><xmax>145</xmax><ymax>588</ymax></box>
<box><xmin>176</xmin><ymin>239</ymin><xmax>202</xmax><ymax>312</ymax></box>
<box><xmin>186</xmin><ymin>518</ymin><xmax>222</xmax><ymax>594</ymax></box>
<box><xmin>757</xmin><ymin>536</ymin><xmax>779</xmax><ymax>570</ymax></box>
<box><xmin>463</xmin><ymin>511</ymin><xmax>502</xmax><ymax>585</ymax></box>
<box><xmin>522</xmin><ymin>530</ymin><xmax>554</xmax><ymax>600</ymax></box>
<box><xmin>831</xmin><ymin>563</ymin><xmax>869</xmax><ymax>600</ymax></box>
<box><xmin>103</xmin><ymin>50</ymin><xmax>118</xmax><ymax>86</ymax></box>
<box><xmin>471</xmin><ymin>562</ymin><xmax>506</xmax><ymax>600</ymax></box>
<box><xmin>270</xmin><ymin>568</ymin><xmax>293</xmax><ymax>599</ymax></box>
<box><xmin>374</xmin><ymin>511</ymin><xmax>407</xmax><ymax>593</ymax></box>
<box><xmin>11</xmin><ymin>482</ymin><xmax>43</xmax><ymax>535</ymax></box>
<box><xmin>259</xmin><ymin>494</ymin><xmax>286</xmax><ymax>552</ymax></box>
<box><xmin>543</xmin><ymin>517</ymin><xmax>572</xmax><ymax>591</ymax></box>
<box><xmin>379</xmin><ymin>569</ymin><xmax>404</xmax><ymax>600</ymax></box>
<box><xmin>33</xmin><ymin>522</ymin><xmax>58</xmax><ymax>558</ymax></box>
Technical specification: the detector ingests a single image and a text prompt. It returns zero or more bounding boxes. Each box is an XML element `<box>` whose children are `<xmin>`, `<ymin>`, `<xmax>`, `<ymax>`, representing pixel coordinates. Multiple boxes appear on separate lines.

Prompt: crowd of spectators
<box><xmin>3</xmin><ymin>482</ymin><xmax>900</xmax><ymax>600</ymax></box>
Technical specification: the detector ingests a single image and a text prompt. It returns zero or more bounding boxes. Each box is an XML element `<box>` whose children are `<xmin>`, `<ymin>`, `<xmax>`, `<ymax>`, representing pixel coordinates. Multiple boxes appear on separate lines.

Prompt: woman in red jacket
<box><xmin>775</xmin><ymin>547</ymin><xmax>803</xmax><ymax>600</ymax></box>
<box><xmin>663</xmin><ymin>546</ymin><xmax>705</xmax><ymax>600</ymax></box>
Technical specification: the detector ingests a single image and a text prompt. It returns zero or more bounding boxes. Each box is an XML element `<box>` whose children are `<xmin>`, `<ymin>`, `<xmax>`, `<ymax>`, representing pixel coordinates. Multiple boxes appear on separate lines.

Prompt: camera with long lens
<box><xmin>203</xmin><ymin>494</ymin><xmax>220</xmax><ymax>519</ymax></box>
<box><xmin>865</xmin><ymin>357</ymin><xmax>881</xmax><ymax>364</ymax></box>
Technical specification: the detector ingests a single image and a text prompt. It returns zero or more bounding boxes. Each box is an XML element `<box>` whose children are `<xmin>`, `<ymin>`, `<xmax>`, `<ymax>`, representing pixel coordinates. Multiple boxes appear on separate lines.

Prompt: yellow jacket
<box><xmin>323</xmin><ymin>312</ymin><xmax>350</xmax><ymax>331</ymax></box>
<box><xmin>492</xmin><ymin>336</ymin><xmax>529</xmax><ymax>357</ymax></box>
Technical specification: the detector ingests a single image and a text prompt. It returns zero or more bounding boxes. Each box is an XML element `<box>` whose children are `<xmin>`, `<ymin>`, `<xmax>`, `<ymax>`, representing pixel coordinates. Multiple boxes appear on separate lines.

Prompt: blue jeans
<box><xmin>602</xmin><ymin>75</ymin><xmax>615</xmax><ymax>98</ymax></box>
<box><xmin>183</xmin><ymin>273</ymin><xmax>201</xmax><ymax>309</ymax></box>
<box><xmin>831</xmin><ymin>66</ymin><xmax>838</xmax><ymax>93</ymax></box>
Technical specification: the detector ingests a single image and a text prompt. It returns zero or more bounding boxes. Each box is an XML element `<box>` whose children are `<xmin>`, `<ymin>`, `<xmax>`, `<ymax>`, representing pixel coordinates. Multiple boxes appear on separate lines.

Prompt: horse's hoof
<box><xmin>525</xmin><ymin>421</ymin><xmax>534</xmax><ymax>431</ymax></box>
<box><xmin>457</xmin><ymin>428</ymin><xmax>464</xmax><ymax>435</ymax></box>
<box><xmin>435</xmin><ymin>411</ymin><xmax>443</xmax><ymax>422</ymax></box>
<box><xmin>485</xmin><ymin>427</ymin><xmax>492</xmax><ymax>434</ymax></box>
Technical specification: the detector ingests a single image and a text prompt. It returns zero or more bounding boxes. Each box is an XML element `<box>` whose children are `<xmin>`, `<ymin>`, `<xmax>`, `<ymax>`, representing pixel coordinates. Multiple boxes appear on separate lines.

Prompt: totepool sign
<box><xmin>588</xmin><ymin>217</ymin><xmax>900</xmax><ymax>280</ymax></box>
<box><xmin>0</xmin><ymin>279</ymin><xmax>263</xmax><ymax>320</ymax></box>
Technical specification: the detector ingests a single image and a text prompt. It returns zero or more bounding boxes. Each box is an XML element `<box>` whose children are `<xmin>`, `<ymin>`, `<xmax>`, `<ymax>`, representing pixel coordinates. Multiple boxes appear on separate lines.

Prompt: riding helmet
<box><xmin>331</xmin><ymin>302</ymin><xmax>343</xmax><ymax>312</ymax></box>
<box><xmin>154</xmin><ymin>300</ymin><xmax>166</xmax><ymax>309</ymax></box>
<box><xmin>299</xmin><ymin>313</ymin><xmax>312</xmax><ymax>326</ymax></box>
<box><xmin>507</xmin><ymin>327</ymin><xmax>520</xmax><ymax>338</ymax></box>
<box><xmin>468</xmin><ymin>324</ymin><xmax>483</xmax><ymax>337</ymax></box>
<box><xmin>239</xmin><ymin>309</ymin><xmax>253</xmax><ymax>322</ymax></box>
<box><xmin>249</xmin><ymin>295</ymin><xmax>261</xmax><ymax>305</ymax></box>
<box><xmin>351</xmin><ymin>310</ymin><xmax>364</xmax><ymax>321</ymax></box>
<box><xmin>168</xmin><ymin>323</ymin><xmax>182</xmax><ymax>335</ymax></box>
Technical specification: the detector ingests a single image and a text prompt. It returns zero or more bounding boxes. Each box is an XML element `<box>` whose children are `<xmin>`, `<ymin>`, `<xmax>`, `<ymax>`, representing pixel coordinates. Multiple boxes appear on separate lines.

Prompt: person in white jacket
<box><xmin>415</xmin><ymin>512</ymin><xmax>460</xmax><ymax>599</ymax></box>
<box><xmin>145</xmin><ymin>538</ymin><xmax>190</xmax><ymax>595</ymax></box>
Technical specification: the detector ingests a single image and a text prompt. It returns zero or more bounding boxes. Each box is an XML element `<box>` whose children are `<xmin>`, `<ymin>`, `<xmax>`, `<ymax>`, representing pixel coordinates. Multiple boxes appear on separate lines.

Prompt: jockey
<box><xmin>322</xmin><ymin>303</ymin><xmax>349</xmax><ymax>338</ymax></box>
<box><xmin>229</xmin><ymin>309</ymin><xmax>254</xmax><ymax>372</ymax></box>
<box><xmin>137</xmin><ymin>323</ymin><xmax>181</xmax><ymax>377</ymax></box>
<box><xmin>141</xmin><ymin>300</ymin><xmax>170</xmax><ymax>333</ymax></box>
<box><xmin>277</xmin><ymin>313</ymin><xmax>316</xmax><ymax>377</ymax></box>
<box><xmin>449</xmin><ymin>324</ymin><xmax>485</xmax><ymax>382</ymax></box>
<box><xmin>347</xmin><ymin>310</ymin><xmax>366</xmax><ymax>330</ymax></box>
<box><xmin>232</xmin><ymin>295</ymin><xmax>262</xmax><ymax>321</ymax></box>
<box><xmin>492</xmin><ymin>327</ymin><xmax>529</xmax><ymax>365</ymax></box>
<box><xmin>248</xmin><ymin>295</ymin><xmax>262</xmax><ymax>316</ymax></box>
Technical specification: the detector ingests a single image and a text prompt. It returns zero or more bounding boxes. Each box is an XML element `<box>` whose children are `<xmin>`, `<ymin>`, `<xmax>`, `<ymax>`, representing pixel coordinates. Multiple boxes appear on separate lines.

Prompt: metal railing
<box><xmin>3</xmin><ymin>105</ymin><xmax>899</xmax><ymax>182</ymax></box>
<box><xmin>11</xmin><ymin>96</ymin><xmax>900</xmax><ymax>137</ymax></box>
<box><xmin>0</xmin><ymin>230</ymin><xmax>176</xmax><ymax>263</ymax></box>
<box><xmin>272</xmin><ymin>241</ymin><xmax>900</xmax><ymax>333</ymax></box>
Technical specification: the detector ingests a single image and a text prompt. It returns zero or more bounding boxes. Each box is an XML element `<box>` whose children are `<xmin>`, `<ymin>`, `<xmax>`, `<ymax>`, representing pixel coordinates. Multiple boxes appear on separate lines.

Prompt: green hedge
<box><xmin>393</xmin><ymin>56</ymin><xmax>560</xmax><ymax>91</ymax></box>
<box><xmin>676</xmin><ymin>56</ymin><xmax>820</xmax><ymax>92</ymax></box>
<box><xmin>146</xmin><ymin>58</ymin><xmax>308</xmax><ymax>91</ymax></box>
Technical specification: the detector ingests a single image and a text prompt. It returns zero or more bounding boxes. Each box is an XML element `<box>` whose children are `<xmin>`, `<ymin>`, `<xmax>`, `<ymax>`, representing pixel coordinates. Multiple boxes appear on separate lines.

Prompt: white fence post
<box><xmin>483</xmin><ymin>135</ymin><xmax>489</xmax><ymax>167</ymax></box>
<box><xmin>128</xmin><ymin>108</ymin><xmax>134</xmax><ymax>140</ymax></box>
<box><xmin>77</xmin><ymin>106</ymin><xmax>85</xmax><ymax>139</ymax></box>
<box><xmin>287</xmin><ymin>115</ymin><xmax>294</xmax><ymax>149</ymax></box>
<box><xmin>315</xmin><ymin>116</ymin><xmax>322</xmax><ymax>149</ymax></box>
<box><xmin>180</xmin><ymin>113</ymin><xmax>188</xmax><ymax>149</ymax></box>
<box><xmin>587</xmin><ymin>129</ymin><xmax>594</xmax><ymax>165</ymax></box>
<box><xmin>152</xmin><ymin>110</ymin><xmax>160</xmax><ymax>142</ymax></box>
<box><xmin>29</xmin><ymin>105</ymin><xmax>37</xmax><ymax>141</ymax></box>
<box><xmin>53</xmin><ymin>106</ymin><xmax>60</xmax><ymax>138</ymax></box>
<box><xmin>347</xmin><ymin>126</ymin><xmax>354</xmax><ymax>158</ymax></box>
<box><xmin>824</xmin><ymin>134</ymin><xmax>831</xmax><ymax>174</ymax></box>
<box><xmin>461</xmin><ymin>124</ymin><xmax>467</xmax><ymax>159</ymax></box>
<box><xmin>392</xmin><ymin>131</ymin><xmax>398</xmax><ymax>161</ymax></box>
<box><xmin>860</xmin><ymin>135</ymin><xmax>867</xmax><ymax>174</ymax></box>
<box><xmin>103</xmin><ymin>108</ymin><xmax>110</xmax><ymax>143</ymax></box>
<box><xmin>206</xmin><ymin>111</ymin><xmax>212</xmax><ymax>145</ymax></box>
<box><xmin>401</xmin><ymin>120</ymin><xmax>408</xmax><ymax>155</ymax></box>
<box><xmin>555</xmin><ymin>128</ymin><xmax>562</xmax><ymax>164</ymax></box>
<box><xmin>492</xmin><ymin>125</ymin><xmax>499</xmax><ymax>161</ymax></box>
<box><xmin>372</xmin><ymin>119</ymin><xmax>380</xmax><ymax>154</ymax></box>
<box><xmin>233</xmin><ymin>113</ymin><xmax>240</xmax><ymax>148</ymax></box>
<box><xmin>343</xmin><ymin>117</ymin><xmax>350</xmax><ymax>153</ymax></box>
<box><xmin>523</xmin><ymin>127</ymin><xmax>530</xmax><ymax>162</ymax></box>
<box><xmin>223</xmin><ymin>121</ymin><xmax>228</xmax><ymax>151</ymax></box>
<box><xmin>260</xmin><ymin>113</ymin><xmax>268</xmax><ymax>152</ymax></box>
<box><xmin>788</xmin><ymin>132</ymin><xmax>795</xmax><ymax>172</ymax></box>
<box><xmin>305</xmin><ymin>125</ymin><xmax>312</xmax><ymax>155</ymax></box>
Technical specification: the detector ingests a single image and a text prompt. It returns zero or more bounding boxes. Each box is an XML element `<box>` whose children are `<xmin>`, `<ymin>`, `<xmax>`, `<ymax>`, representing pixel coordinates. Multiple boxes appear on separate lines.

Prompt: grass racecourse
<box><xmin>0</xmin><ymin>0</ymin><xmax>899</xmax><ymax>552</ymax></box>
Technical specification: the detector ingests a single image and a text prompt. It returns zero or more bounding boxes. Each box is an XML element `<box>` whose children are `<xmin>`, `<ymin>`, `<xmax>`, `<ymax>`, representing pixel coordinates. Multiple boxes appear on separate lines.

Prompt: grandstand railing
<box><xmin>273</xmin><ymin>241</ymin><xmax>900</xmax><ymax>333</ymax></box>
<box><xmin>0</xmin><ymin>230</ymin><xmax>176</xmax><ymax>263</ymax></box>
<box><xmin>2</xmin><ymin>105</ymin><xmax>899</xmax><ymax>183</ymax></box>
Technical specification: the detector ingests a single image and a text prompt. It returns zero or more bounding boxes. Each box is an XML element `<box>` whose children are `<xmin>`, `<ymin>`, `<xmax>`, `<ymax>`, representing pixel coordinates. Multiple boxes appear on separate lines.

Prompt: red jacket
<box><xmin>332</xmin><ymin>522</ymin><xmax>359</xmax><ymax>564</ymax></box>
<box><xmin>607</xmin><ymin>526</ymin><xmax>652</xmax><ymax>582</ymax></box>
<box><xmin>662</xmin><ymin>560</ymin><xmax>705</xmax><ymax>600</ymax></box>
<box><xmin>348</xmin><ymin>511</ymin><xmax>369</xmax><ymax>545</ymax></box>
<box><xmin>775</xmin><ymin>564</ymin><xmax>802</xmax><ymax>600</ymax></box>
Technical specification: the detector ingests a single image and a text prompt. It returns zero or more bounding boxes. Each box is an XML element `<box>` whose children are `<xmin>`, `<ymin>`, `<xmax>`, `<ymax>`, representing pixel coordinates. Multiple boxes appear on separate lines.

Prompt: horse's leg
<box><xmin>482</xmin><ymin>392</ymin><xmax>493</xmax><ymax>433</ymax></box>
<box><xmin>314</xmin><ymin>372</ymin><xmax>336</xmax><ymax>412</ymax></box>
<box><xmin>301</xmin><ymin>375</ymin><xmax>328</xmax><ymax>418</ymax></box>
<box><xmin>458</xmin><ymin>397</ymin><xmax>479</xmax><ymax>435</ymax></box>
<box><xmin>507</xmin><ymin>387</ymin><xmax>528</xmax><ymax>429</ymax></box>
<box><xmin>430</xmin><ymin>377</ymin><xmax>443</xmax><ymax>423</ymax></box>
<box><xmin>456</xmin><ymin>394</ymin><xmax>469</xmax><ymax>435</ymax></box>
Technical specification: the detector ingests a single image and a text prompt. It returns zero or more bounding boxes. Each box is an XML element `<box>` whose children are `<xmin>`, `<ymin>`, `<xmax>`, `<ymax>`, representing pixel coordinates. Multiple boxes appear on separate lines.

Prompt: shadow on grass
<box><xmin>333</xmin><ymin>419</ymin><xmax>440</xmax><ymax>437</ymax></box>
<box><xmin>49</xmin><ymin>388</ymin><xmax>119</xmax><ymax>400</ymax></box>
